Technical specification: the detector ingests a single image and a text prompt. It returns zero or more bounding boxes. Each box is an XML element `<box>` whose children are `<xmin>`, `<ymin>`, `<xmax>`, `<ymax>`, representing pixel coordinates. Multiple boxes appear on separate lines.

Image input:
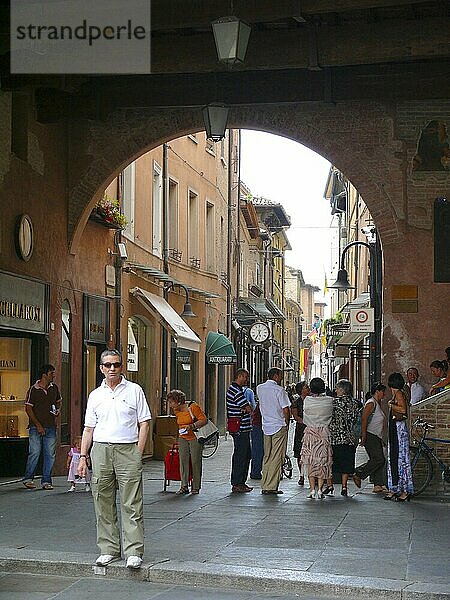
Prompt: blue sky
<box><xmin>240</xmin><ymin>130</ymin><xmax>335</xmax><ymax>304</ymax></box>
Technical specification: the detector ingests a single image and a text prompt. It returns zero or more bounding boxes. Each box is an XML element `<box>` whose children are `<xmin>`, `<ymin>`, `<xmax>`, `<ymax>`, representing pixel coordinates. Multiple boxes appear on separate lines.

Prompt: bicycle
<box><xmin>410</xmin><ymin>417</ymin><xmax>450</xmax><ymax>496</ymax></box>
<box><xmin>202</xmin><ymin>433</ymin><xmax>219</xmax><ymax>458</ymax></box>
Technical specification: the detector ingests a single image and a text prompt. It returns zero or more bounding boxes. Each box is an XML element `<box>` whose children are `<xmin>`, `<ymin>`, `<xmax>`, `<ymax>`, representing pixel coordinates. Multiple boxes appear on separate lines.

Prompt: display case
<box><xmin>0</xmin><ymin>337</ymin><xmax>31</xmax><ymax>438</ymax></box>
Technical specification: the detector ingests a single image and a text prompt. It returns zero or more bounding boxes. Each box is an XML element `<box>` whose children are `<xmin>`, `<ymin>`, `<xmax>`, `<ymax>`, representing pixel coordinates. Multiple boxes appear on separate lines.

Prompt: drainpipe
<box><xmin>226</xmin><ymin>129</ymin><xmax>233</xmax><ymax>337</ymax></box>
<box><xmin>236</xmin><ymin>131</ymin><xmax>242</xmax><ymax>309</ymax></box>
<box><xmin>114</xmin><ymin>229</ymin><xmax>122</xmax><ymax>351</ymax></box>
<box><xmin>161</xmin><ymin>142</ymin><xmax>169</xmax><ymax>414</ymax></box>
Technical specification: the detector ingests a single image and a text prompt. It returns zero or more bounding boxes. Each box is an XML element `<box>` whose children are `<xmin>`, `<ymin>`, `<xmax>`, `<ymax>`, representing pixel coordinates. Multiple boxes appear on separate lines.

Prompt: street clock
<box><xmin>249</xmin><ymin>321</ymin><xmax>270</xmax><ymax>343</ymax></box>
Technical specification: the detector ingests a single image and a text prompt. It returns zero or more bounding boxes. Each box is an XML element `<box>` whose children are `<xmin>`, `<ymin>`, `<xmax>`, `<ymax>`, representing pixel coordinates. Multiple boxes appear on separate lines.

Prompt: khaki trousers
<box><xmin>91</xmin><ymin>442</ymin><xmax>144</xmax><ymax>558</ymax></box>
<box><xmin>261</xmin><ymin>426</ymin><xmax>288</xmax><ymax>491</ymax></box>
<box><xmin>178</xmin><ymin>436</ymin><xmax>203</xmax><ymax>490</ymax></box>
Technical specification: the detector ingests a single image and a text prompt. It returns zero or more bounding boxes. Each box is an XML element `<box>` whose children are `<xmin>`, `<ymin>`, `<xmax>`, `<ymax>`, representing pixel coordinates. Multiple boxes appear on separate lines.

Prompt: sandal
<box><xmin>341</xmin><ymin>487</ymin><xmax>348</xmax><ymax>497</ymax></box>
<box><xmin>322</xmin><ymin>485</ymin><xmax>334</xmax><ymax>495</ymax></box>
<box><xmin>176</xmin><ymin>486</ymin><xmax>190</xmax><ymax>495</ymax></box>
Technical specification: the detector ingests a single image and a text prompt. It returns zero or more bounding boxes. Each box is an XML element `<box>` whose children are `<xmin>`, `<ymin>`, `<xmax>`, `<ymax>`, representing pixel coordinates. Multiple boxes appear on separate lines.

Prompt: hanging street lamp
<box><xmin>202</xmin><ymin>103</ymin><xmax>229</xmax><ymax>142</ymax></box>
<box><xmin>211</xmin><ymin>16</ymin><xmax>251</xmax><ymax>66</ymax></box>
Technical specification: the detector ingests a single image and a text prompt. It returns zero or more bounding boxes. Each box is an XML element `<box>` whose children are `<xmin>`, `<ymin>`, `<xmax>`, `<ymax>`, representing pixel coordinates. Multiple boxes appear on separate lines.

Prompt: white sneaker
<box><xmin>85</xmin><ymin>484</ymin><xmax>91</xmax><ymax>492</ymax></box>
<box><xmin>68</xmin><ymin>484</ymin><xmax>76</xmax><ymax>492</ymax></box>
<box><xmin>126</xmin><ymin>555</ymin><xmax>143</xmax><ymax>569</ymax></box>
<box><xmin>96</xmin><ymin>554</ymin><xmax>119</xmax><ymax>566</ymax></box>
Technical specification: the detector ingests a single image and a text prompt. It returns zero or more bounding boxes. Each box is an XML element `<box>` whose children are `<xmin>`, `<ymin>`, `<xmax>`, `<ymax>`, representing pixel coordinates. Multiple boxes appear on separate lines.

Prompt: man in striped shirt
<box><xmin>226</xmin><ymin>368</ymin><xmax>253</xmax><ymax>493</ymax></box>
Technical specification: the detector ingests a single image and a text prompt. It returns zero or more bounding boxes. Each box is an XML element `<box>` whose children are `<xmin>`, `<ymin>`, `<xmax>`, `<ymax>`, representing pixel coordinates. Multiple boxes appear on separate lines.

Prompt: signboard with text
<box><xmin>350</xmin><ymin>308</ymin><xmax>374</xmax><ymax>333</ymax></box>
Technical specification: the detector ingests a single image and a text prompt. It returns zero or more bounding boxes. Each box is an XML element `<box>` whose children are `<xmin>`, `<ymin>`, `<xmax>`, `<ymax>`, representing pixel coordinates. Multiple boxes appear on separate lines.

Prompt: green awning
<box><xmin>206</xmin><ymin>332</ymin><xmax>237</xmax><ymax>364</ymax></box>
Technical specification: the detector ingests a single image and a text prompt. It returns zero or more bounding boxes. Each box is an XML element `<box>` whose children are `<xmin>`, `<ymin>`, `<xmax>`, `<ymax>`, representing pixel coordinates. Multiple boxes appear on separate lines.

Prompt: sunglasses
<box><xmin>101</xmin><ymin>362</ymin><xmax>122</xmax><ymax>369</ymax></box>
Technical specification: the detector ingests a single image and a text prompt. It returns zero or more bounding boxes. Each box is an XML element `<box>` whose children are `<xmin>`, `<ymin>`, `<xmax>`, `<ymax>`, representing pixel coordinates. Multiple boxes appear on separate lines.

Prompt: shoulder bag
<box><xmin>188</xmin><ymin>403</ymin><xmax>219</xmax><ymax>444</ymax></box>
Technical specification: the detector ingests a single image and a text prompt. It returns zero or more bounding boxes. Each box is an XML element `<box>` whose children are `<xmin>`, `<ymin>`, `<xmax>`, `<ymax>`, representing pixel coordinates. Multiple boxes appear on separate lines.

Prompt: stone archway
<box><xmin>69</xmin><ymin>100</ymin><xmax>404</xmax><ymax>253</ymax></box>
<box><xmin>68</xmin><ymin>99</ymin><xmax>450</xmax><ymax>380</ymax></box>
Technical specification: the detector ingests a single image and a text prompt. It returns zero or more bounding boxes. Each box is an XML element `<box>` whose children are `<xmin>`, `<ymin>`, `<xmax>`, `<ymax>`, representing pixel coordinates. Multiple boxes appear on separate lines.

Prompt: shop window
<box><xmin>0</xmin><ymin>337</ymin><xmax>31</xmax><ymax>438</ymax></box>
<box><xmin>60</xmin><ymin>300</ymin><xmax>71</xmax><ymax>444</ymax></box>
<box><xmin>173</xmin><ymin>349</ymin><xmax>197</xmax><ymax>403</ymax></box>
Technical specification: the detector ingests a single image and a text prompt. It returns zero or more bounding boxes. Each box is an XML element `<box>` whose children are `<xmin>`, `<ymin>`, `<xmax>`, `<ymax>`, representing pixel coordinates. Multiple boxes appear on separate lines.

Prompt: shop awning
<box><xmin>341</xmin><ymin>292</ymin><xmax>370</xmax><ymax>314</ymax></box>
<box><xmin>130</xmin><ymin>287</ymin><xmax>201</xmax><ymax>352</ymax></box>
<box><xmin>335</xmin><ymin>331</ymin><xmax>368</xmax><ymax>358</ymax></box>
<box><xmin>206</xmin><ymin>332</ymin><xmax>237</xmax><ymax>364</ymax></box>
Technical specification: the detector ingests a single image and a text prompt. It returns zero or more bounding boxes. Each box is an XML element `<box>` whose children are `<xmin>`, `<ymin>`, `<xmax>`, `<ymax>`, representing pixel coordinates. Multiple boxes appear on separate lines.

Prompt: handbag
<box><xmin>187</xmin><ymin>404</ymin><xmax>219</xmax><ymax>444</ymax></box>
<box><xmin>227</xmin><ymin>416</ymin><xmax>241</xmax><ymax>433</ymax></box>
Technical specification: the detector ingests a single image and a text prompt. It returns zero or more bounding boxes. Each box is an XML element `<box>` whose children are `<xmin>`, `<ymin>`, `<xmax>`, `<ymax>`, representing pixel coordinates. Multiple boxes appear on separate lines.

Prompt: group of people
<box><xmin>224</xmin><ymin>363</ymin><xmax>431</xmax><ymax>504</ymax></box>
<box><xmin>18</xmin><ymin>347</ymin><xmax>449</xmax><ymax>570</ymax></box>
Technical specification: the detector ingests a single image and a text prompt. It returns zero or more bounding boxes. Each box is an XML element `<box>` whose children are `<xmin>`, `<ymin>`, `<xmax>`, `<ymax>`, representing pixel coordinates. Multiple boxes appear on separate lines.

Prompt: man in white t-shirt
<box><xmin>406</xmin><ymin>367</ymin><xmax>426</xmax><ymax>404</ymax></box>
<box><xmin>78</xmin><ymin>350</ymin><xmax>151</xmax><ymax>570</ymax></box>
<box><xmin>257</xmin><ymin>367</ymin><xmax>291</xmax><ymax>495</ymax></box>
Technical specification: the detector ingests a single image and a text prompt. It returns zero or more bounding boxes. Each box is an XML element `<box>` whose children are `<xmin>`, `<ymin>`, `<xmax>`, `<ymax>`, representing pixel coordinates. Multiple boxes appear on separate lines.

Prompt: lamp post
<box><xmin>329</xmin><ymin>239</ymin><xmax>382</xmax><ymax>384</ymax></box>
<box><xmin>164</xmin><ymin>282</ymin><xmax>196</xmax><ymax>318</ymax></box>
<box><xmin>160</xmin><ymin>282</ymin><xmax>196</xmax><ymax>414</ymax></box>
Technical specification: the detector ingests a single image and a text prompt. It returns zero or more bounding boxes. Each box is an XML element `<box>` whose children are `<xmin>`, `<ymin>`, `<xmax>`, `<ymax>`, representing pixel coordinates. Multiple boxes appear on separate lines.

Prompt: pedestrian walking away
<box><xmin>22</xmin><ymin>364</ymin><xmax>61</xmax><ymax>490</ymax></box>
<box><xmin>327</xmin><ymin>379</ymin><xmax>360</xmax><ymax>497</ymax></box>
<box><xmin>167</xmin><ymin>389</ymin><xmax>207</xmax><ymax>495</ymax></box>
<box><xmin>226</xmin><ymin>368</ymin><xmax>253</xmax><ymax>493</ymax></box>
<box><xmin>257</xmin><ymin>367</ymin><xmax>291</xmax><ymax>495</ymax></box>
<box><xmin>353</xmin><ymin>382</ymin><xmax>388</xmax><ymax>493</ymax></box>
<box><xmin>291</xmin><ymin>381</ymin><xmax>310</xmax><ymax>485</ymax></box>
<box><xmin>301</xmin><ymin>378</ymin><xmax>333</xmax><ymax>500</ymax></box>
<box><xmin>78</xmin><ymin>349</ymin><xmax>151</xmax><ymax>570</ymax></box>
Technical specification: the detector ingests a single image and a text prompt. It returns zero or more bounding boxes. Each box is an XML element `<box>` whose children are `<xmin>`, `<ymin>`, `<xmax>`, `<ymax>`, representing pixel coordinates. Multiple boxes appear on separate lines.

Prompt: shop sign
<box><xmin>0</xmin><ymin>272</ymin><xmax>49</xmax><ymax>334</ymax></box>
<box><xmin>350</xmin><ymin>308</ymin><xmax>374</xmax><ymax>332</ymax></box>
<box><xmin>84</xmin><ymin>295</ymin><xmax>109</xmax><ymax>343</ymax></box>
<box><xmin>207</xmin><ymin>355</ymin><xmax>237</xmax><ymax>364</ymax></box>
<box><xmin>127</xmin><ymin>322</ymin><xmax>138</xmax><ymax>372</ymax></box>
<box><xmin>0</xmin><ymin>338</ymin><xmax>30</xmax><ymax>371</ymax></box>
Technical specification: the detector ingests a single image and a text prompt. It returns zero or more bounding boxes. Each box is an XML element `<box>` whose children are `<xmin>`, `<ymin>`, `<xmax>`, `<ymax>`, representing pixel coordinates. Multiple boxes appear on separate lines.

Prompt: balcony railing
<box><xmin>190</xmin><ymin>257</ymin><xmax>201</xmax><ymax>269</ymax></box>
<box><xmin>169</xmin><ymin>248</ymin><xmax>182</xmax><ymax>262</ymax></box>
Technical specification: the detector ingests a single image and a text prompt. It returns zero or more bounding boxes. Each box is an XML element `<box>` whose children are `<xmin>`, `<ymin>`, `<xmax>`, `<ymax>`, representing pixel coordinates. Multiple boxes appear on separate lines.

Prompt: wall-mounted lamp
<box><xmin>165</xmin><ymin>282</ymin><xmax>196</xmax><ymax>318</ymax></box>
<box><xmin>211</xmin><ymin>15</ymin><xmax>251</xmax><ymax>66</ymax></box>
<box><xmin>202</xmin><ymin>103</ymin><xmax>229</xmax><ymax>142</ymax></box>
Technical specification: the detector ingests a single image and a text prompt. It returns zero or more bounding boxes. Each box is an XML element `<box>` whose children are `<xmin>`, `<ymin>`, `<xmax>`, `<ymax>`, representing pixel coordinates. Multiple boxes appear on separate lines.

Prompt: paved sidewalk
<box><xmin>0</xmin><ymin>436</ymin><xmax>448</xmax><ymax>599</ymax></box>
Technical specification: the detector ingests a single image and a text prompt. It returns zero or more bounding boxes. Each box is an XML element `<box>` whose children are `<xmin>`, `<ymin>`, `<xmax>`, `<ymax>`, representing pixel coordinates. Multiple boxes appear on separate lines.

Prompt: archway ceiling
<box><xmin>2</xmin><ymin>0</ymin><xmax>449</xmax><ymax>121</ymax></box>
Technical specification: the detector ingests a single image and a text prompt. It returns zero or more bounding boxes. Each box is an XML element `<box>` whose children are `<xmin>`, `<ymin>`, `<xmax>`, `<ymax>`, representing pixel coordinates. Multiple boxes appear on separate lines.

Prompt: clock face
<box><xmin>15</xmin><ymin>214</ymin><xmax>34</xmax><ymax>262</ymax></box>
<box><xmin>249</xmin><ymin>322</ymin><xmax>270</xmax><ymax>343</ymax></box>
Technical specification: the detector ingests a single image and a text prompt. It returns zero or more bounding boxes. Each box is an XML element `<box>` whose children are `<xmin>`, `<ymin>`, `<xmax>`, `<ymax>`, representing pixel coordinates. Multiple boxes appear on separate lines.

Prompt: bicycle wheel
<box><xmin>410</xmin><ymin>446</ymin><xmax>433</xmax><ymax>496</ymax></box>
<box><xmin>282</xmin><ymin>454</ymin><xmax>293</xmax><ymax>479</ymax></box>
<box><xmin>202</xmin><ymin>433</ymin><xmax>219</xmax><ymax>458</ymax></box>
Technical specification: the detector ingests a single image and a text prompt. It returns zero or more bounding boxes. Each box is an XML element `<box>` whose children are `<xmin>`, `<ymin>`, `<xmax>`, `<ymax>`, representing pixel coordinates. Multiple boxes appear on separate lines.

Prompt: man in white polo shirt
<box><xmin>257</xmin><ymin>367</ymin><xmax>291</xmax><ymax>495</ymax></box>
<box><xmin>78</xmin><ymin>349</ymin><xmax>151</xmax><ymax>570</ymax></box>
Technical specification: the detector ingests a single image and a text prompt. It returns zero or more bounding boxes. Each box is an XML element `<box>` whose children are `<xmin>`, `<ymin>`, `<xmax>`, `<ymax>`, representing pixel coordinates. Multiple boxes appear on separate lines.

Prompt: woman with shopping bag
<box><xmin>167</xmin><ymin>389</ymin><xmax>208</xmax><ymax>495</ymax></box>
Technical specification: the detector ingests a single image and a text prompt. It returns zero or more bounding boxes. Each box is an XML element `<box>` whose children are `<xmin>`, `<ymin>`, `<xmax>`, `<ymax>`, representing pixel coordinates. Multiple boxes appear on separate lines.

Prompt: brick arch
<box><xmin>69</xmin><ymin>101</ymin><xmax>403</xmax><ymax>253</ymax></box>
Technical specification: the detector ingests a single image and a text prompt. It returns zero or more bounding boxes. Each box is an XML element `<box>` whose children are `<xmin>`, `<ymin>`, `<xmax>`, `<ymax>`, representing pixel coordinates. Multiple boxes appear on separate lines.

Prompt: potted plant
<box><xmin>90</xmin><ymin>194</ymin><xmax>128</xmax><ymax>229</ymax></box>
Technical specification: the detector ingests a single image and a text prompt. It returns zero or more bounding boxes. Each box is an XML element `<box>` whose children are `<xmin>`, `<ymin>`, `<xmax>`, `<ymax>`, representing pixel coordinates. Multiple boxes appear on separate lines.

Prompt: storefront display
<box><xmin>0</xmin><ymin>338</ymin><xmax>31</xmax><ymax>438</ymax></box>
<box><xmin>0</xmin><ymin>271</ymin><xmax>49</xmax><ymax>476</ymax></box>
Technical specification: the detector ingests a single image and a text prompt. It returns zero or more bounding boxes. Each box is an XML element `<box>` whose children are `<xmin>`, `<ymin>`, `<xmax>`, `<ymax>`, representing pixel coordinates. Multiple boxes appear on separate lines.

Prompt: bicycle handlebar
<box><xmin>412</xmin><ymin>417</ymin><xmax>435</xmax><ymax>430</ymax></box>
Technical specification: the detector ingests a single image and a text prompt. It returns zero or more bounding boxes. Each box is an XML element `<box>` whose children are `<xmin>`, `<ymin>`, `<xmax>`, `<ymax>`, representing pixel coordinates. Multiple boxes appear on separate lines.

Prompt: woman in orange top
<box><xmin>167</xmin><ymin>389</ymin><xmax>207</xmax><ymax>495</ymax></box>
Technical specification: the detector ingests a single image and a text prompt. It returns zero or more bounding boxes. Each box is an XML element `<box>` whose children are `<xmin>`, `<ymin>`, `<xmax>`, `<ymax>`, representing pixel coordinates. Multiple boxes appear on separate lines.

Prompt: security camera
<box><xmin>117</xmin><ymin>243</ymin><xmax>128</xmax><ymax>260</ymax></box>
